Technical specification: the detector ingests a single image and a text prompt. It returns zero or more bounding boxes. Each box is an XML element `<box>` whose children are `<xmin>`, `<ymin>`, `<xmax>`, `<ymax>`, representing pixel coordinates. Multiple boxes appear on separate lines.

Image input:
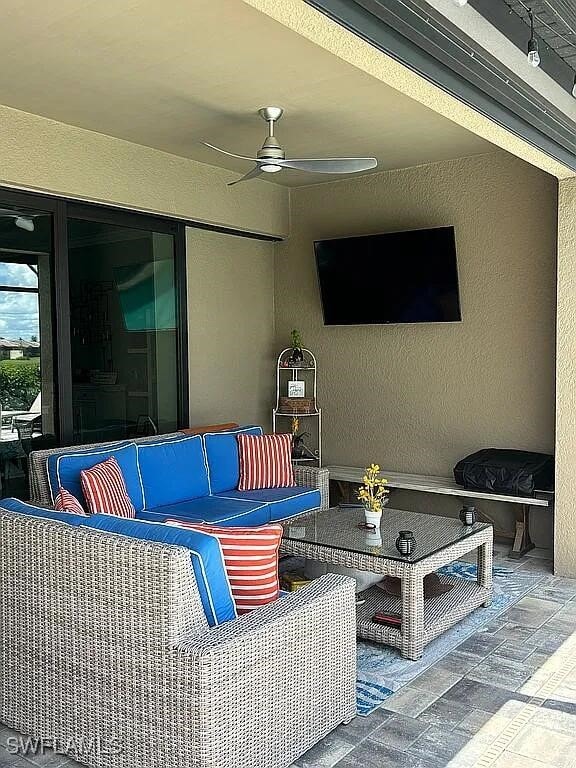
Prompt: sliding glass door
<box><xmin>0</xmin><ymin>199</ymin><xmax>56</xmax><ymax>499</ymax></box>
<box><xmin>0</xmin><ymin>190</ymin><xmax>188</xmax><ymax>498</ymax></box>
<box><xmin>66</xmin><ymin>211</ymin><xmax>184</xmax><ymax>444</ymax></box>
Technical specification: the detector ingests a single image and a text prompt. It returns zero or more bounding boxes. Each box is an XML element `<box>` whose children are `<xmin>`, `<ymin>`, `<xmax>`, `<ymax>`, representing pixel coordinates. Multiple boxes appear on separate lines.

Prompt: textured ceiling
<box><xmin>0</xmin><ymin>0</ymin><xmax>494</xmax><ymax>187</ymax></box>
<box><xmin>503</xmin><ymin>0</ymin><xmax>576</xmax><ymax>70</ymax></box>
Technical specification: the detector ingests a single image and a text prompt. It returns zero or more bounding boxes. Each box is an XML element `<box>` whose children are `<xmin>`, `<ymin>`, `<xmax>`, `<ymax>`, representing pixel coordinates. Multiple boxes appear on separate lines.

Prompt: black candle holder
<box><xmin>395</xmin><ymin>530</ymin><xmax>416</xmax><ymax>556</ymax></box>
<box><xmin>459</xmin><ymin>505</ymin><xmax>476</xmax><ymax>526</ymax></box>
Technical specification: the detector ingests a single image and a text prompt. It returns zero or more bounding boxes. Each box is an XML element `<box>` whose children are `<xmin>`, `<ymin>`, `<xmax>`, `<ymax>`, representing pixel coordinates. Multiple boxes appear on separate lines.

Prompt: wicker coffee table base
<box><xmin>281</xmin><ymin>527</ymin><xmax>493</xmax><ymax>660</ymax></box>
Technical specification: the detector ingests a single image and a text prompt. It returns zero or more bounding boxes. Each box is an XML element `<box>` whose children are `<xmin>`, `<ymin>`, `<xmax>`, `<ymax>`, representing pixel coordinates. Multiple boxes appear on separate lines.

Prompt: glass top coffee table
<box><xmin>281</xmin><ymin>506</ymin><xmax>493</xmax><ymax>660</ymax></box>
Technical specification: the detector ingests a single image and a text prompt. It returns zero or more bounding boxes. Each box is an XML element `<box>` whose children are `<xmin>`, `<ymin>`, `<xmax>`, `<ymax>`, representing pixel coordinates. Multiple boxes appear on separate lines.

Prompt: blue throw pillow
<box><xmin>82</xmin><ymin>514</ymin><xmax>236</xmax><ymax>627</ymax></box>
<box><xmin>46</xmin><ymin>442</ymin><xmax>144</xmax><ymax>511</ymax></box>
<box><xmin>0</xmin><ymin>497</ymin><xmax>86</xmax><ymax>526</ymax></box>
<box><xmin>136</xmin><ymin>434</ymin><xmax>209</xmax><ymax>510</ymax></box>
<box><xmin>203</xmin><ymin>426</ymin><xmax>263</xmax><ymax>493</ymax></box>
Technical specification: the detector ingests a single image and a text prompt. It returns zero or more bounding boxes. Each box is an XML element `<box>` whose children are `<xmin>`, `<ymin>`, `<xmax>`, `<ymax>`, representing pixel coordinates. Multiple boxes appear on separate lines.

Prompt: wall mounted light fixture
<box><xmin>527</xmin><ymin>10</ymin><xmax>541</xmax><ymax>68</ymax></box>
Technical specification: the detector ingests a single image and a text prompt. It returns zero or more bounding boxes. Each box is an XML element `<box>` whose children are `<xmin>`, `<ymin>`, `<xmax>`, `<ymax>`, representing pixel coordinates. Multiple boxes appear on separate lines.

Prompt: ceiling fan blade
<box><xmin>275</xmin><ymin>157</ymin><xmax>377</xmax><ymax>173</ymax></box>
<box><xmin>228</xmin><ymin>165</ymin><xmax>264</xmax><ymax>186</ymax></box>
<box><xmin>202</xmin><ymin>141</ymin><xmax>258</xmax><ymax>162</ymax></box>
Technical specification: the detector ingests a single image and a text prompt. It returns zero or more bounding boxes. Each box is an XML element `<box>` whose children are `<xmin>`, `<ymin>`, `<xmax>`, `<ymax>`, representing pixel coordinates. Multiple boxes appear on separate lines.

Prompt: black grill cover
<box><xmin>453</xmin><ymin>449</ymin><xmax>554</xmax><ymax>496</ymax></box>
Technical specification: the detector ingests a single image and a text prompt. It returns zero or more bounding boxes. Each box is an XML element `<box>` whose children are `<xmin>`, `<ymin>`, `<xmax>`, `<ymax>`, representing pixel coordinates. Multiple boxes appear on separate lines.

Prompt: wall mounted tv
<box><xmin>314</xmin><ymin>226</ymin><xmax>461</xmax><ymax>325</ymax></box>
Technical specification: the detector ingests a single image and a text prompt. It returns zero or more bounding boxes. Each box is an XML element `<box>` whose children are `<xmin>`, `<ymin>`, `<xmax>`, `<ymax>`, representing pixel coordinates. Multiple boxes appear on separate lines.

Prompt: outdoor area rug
<box><xmin>355</xmin><ymin>562</ymin><xmax>545</xmax><ymax>715</ymax></box>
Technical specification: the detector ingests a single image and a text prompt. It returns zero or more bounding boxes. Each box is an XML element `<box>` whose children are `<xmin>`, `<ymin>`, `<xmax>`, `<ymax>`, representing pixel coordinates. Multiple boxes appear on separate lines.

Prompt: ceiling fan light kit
<box><xmin>202</xmin><ymin>106</ymin><xmax>378</xmax><ymax>185</ymax></box>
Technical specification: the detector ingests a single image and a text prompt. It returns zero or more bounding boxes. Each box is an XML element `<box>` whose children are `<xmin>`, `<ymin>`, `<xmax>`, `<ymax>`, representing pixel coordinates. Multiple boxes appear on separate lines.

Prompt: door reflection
<box><xmin>68</xmin><ymin>219</ymin><xmax>178</xmax><ymax>445</ymax></box>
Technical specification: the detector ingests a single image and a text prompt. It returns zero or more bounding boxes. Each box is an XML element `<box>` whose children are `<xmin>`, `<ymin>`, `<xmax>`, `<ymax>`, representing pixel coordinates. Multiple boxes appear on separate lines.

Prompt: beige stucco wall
<box><xmin>186</xmin><ymin>227</ymin><xmax>276</xmax><ymax>429</ymax></box>
<box><xmin>0</xmin><ymin>103</ymin><xmax>289</xmax><ymax>238</ymax></box>
<box><xmin>555</xmin><ymin>178</ymin><xmax>576</xmax><ymax>576</ymax></box>
<box><xmin>0</xmin><ymin>101</ymin><xmax>285</xmax><ymax>442</ymax></box>
<box><xmin>277</xmin><ymin>152</ymin><xmax>558</xmax><ymax>543</ymax></box>
<box><xmin>0</xmin><ymin>101</ymin><xmax>289</xmax><ymax>444</ymax></box>
<box><xmin>243</xmin><ymin>0</ymin><xmax>576</xmax><ymax>566</ymax></box>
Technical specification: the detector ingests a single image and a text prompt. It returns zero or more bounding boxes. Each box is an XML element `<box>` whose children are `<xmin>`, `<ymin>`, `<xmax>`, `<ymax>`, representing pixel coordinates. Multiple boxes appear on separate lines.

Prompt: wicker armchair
<box><xmin>28</xmin><ymin>432</ymin><xmax>330</xmax><ymax>510</ymax></box>
<box><xmin>0</xmin><ymin>510</ymin><xmax>356</xmax><ymax>768</ymax></box>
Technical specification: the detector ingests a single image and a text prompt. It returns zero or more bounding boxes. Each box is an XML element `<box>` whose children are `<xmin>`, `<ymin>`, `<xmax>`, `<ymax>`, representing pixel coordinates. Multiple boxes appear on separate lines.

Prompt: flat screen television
<box><xmin>314</xmin><ymin>226</ymin><xmax>461</xmax><ymax>325</ymax></box>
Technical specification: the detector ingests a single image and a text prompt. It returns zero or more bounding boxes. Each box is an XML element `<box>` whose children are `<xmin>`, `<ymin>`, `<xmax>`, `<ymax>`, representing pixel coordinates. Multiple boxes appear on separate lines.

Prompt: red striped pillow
<box><xmin>237</xmin><ymin>433</ymin><xmax>295</xmax><ymax>491</ymax></box>
<box><xmin>80</xmin><ymin>457</ymin><xmax>136</xmax><ymax>518</ymax></box>
<box><xmin>166</xmin><ymin>520</ymin><xmax>283</xmax><ymax>614</ymax></box>
<box><xmin>54</xmin><ymin>487</ymin><xmax>87</xmax><ymax>516</ymax></box>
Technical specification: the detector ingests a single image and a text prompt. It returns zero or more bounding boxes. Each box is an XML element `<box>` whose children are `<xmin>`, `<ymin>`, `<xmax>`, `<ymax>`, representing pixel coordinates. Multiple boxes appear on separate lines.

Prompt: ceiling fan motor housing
<box><xmin>257</xmin><ymin>135</ymin><xmax>285</xmax><ymax>161</ymax></box>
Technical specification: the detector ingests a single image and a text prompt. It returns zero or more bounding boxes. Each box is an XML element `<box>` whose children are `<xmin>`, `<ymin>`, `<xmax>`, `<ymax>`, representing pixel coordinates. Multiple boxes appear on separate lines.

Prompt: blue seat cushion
<box><xmin>81</xmin><ymin>514</ymin><xmax>236</xmax><ymax>627</ymax></box>
<box><xmin>47</xmin><ymin>442</ymin><xmax>144</xmax><ymax>512</ymax></box>
<box><xmin>136</xmin><ymin>434</ymin><xmax>210</xmax><ymax>510</ymax></box>
<box><xmin>203</xmin><ymin>425</ymin><xmax>263</xmax><ymax>494</ymax></box>
<box><xmin>214</xmin><ymin>486</ymin><xmax>320</xmax><ymax>521</ymax></box>
<box><xmin>137</xmin><ymin>495</ymin><xmax>270</xmax><ymax>527</ymax></box>
<box><xmin>0</xmin><ymin>497</ymin><xmax>86</xmax><ymax>526</ymax></box>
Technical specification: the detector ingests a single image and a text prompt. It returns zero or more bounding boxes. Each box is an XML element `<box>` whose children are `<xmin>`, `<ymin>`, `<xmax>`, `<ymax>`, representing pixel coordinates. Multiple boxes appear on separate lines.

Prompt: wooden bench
<box><xmin>325</xmin><ymin>465</ymin><xmax>553</xmax><ymax>558</ymax></box>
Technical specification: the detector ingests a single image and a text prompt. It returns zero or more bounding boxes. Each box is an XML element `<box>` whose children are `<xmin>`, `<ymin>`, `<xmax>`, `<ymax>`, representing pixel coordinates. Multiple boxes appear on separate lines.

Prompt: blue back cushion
<box><xmin>136</xmin><ymin>434</ymin><xmax>209</xmax><ymax>510</ymax></box>
<box><xmin>82</xmin><ymin>514</ymin><xmax>236</xmax><ymax>627</ymax></box>
<box><xmin>203</xmin><ymin>425</ymin><xmax>263</xmax><ymax>493</ymax></box>
<box><xmin>0</xmin><ymin>497</ymin><xmax>86</xmax><ymax>526</ymax></box>
<box><xmin>46</xmin><ymin>442</ymin><xmax>144</xmax><ymax>511</ymax></box>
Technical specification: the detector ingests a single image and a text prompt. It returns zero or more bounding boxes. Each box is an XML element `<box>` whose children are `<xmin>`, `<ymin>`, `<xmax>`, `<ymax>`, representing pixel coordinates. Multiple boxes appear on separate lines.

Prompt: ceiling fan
<box><xmin>203</xmin><ymin>107</ymin><xmax>378</xmax><ymax>186</ymax></box>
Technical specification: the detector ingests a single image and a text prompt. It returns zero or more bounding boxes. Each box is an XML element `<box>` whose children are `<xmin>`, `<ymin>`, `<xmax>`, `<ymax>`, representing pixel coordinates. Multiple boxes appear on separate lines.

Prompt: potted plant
<box><xmin>357</xmin><ymin>464</ymin><xmax>389</xmax><ymax>528</ymax></box>
<box><xmin>288</xmin><ymin>329</ymin><xmax>304</xmax><ymax>366</ymax></box>
<box><xmin>291</xmin><ymin>416</ymin><xmax>310</xmax><ymax>459</ymax></box>
<box><xmin>292</xmin><ymin>432</ymin><xmax>311</xmax><ymax>459</ymax></box>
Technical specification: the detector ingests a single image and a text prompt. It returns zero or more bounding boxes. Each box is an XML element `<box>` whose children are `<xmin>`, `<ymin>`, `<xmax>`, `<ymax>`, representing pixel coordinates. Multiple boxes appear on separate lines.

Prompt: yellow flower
<box><xmin>357</xmin><ymin>463</ymin><xmax>389</xmax><ymax>512</ymax></box>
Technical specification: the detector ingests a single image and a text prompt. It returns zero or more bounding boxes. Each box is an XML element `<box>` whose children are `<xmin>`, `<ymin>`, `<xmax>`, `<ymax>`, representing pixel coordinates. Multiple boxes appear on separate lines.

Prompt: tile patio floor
<box><xmin>1</xmin><ymin>543</ymin><xmax>575</xmax><ymax>768</ymax></box>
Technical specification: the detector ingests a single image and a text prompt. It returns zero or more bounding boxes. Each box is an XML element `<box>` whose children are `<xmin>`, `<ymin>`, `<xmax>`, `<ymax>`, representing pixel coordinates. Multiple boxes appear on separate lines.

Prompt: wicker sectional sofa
<box><xmin>28</xmin><ymin>426</ymin><xmax>330</xmax><ymax>522</ymax></box>
<box><xmin>0</xmin><ymin>508</ymin><xmax>356</xmax><ymax>768</ymax></box>
<box><xmin>0</xmin><ymin>427</ymin><xmax>353</xmax><ymax>768</ymax></box>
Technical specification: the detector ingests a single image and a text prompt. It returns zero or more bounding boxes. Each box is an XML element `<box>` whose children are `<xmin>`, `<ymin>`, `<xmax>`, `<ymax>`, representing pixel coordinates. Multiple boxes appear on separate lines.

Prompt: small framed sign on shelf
<box><xmin>288</xmin><ymin>380</ymin><xmax>305</xmax><ymax>398</ymax></box>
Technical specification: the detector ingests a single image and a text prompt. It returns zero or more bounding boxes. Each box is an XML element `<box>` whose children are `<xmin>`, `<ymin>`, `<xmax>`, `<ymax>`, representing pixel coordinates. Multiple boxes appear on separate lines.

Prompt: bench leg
<box><xmin>509</xmin><ymin>504</ymin><xmax>535</xmax><ymax>559</ymax></box>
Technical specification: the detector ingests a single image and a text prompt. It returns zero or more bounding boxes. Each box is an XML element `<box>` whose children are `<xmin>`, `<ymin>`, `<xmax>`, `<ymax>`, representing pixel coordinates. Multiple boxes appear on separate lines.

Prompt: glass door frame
<box><xmin>0</xmin><ymin>188</ymin><xmax>67</xmax><ymax>446</ymax></box>
<box><xmin>0</xmin><ymin>188</ymin><xmax>188</xmax><ymax>446</ymax></box>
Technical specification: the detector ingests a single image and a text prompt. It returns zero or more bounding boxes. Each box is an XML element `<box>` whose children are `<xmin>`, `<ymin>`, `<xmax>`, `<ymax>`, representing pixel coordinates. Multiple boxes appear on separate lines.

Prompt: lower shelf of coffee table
<box><xmin>356</xmin><ymin>576</ymin><xmax>492</xmax><ymax>649</ymax></box>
